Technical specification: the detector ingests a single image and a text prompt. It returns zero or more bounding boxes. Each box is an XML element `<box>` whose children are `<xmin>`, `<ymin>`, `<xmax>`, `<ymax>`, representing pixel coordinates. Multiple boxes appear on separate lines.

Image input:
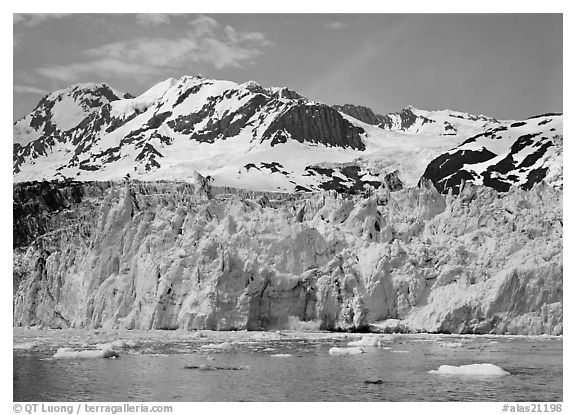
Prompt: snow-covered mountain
<box><xmin>14</xmin><ymin>83</ymin><xmax>132</xmax><ymax>147</ymax></box>
<box><xmin>421</xmin><ymin>114</ymin><xmax>563</xmax><ymax>194</ymax></box>
<box><xmin>334</xmin><ymin>104</ymin><xmax>501</xmax><ymax>136</ymax></box>
<box><xmin>13</xmin><ymin>76</ymin><xmax>562</xmax><ymax>193</ymax></box>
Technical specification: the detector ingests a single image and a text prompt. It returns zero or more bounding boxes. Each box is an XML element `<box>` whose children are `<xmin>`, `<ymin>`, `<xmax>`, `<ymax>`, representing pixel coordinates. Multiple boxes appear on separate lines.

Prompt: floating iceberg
<box><xmin>439</xmin><ymin>342</ymin><xmax>464</xmax><ymax>348</ymax></box>
<box><xmin>53</xmin><ymin>347</ymin><xmax>119</xmax><ymax>359</ymax></box>
<box><xmin>200</xmin><ymin>342</ymin><xmax>233</xmax><ymax>351</ymax></box>
<box><xmin>13</xmin><ymin>341</ymin><xmax>38</xmax><ymax>350</ymax></box>
<box><xmin>328</xmin><ymin>347</ymin><xmax>364</xmax><ymax>355</ymax></box>
<box><xmin>429</xmin><ymin>363</ymin><xmax>509</xmax><ymax>376</ymax></box>
<box><xmin>271</xmin><ymin>353</ymin><xmax>292</xmax><ymax>357</ymax></box>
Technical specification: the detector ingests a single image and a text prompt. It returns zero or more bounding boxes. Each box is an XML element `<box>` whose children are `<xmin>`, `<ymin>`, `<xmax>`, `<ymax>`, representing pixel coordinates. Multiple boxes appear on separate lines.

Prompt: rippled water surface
<box><xmin>13</xmin><ymin>329</ymin><xmax>562</xmax><ymax>402</ymax></box>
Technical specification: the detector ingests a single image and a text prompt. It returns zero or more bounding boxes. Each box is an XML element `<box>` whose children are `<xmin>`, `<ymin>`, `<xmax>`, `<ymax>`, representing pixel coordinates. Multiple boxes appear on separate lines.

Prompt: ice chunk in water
<box><xmin>53</xmin><ymin>347</ymin><xmax>119</xmax><ymax>359</ymax></box>
<box><xmin>271</xmin><ymin>353</ymin><xmax>292</xmax><ymax>357</ymax></box>
<box><xmin>429</xmin><ymin>363</ymin><xmax>509</xmax><ymax>376</ymax></box>
<box><xmin>200</xmin><ymin>342</ymin><xmax>233</xmax><ymax>351</ymax></box>
<box><xmin>14</xmin><ymin>341</ymin><xmax>38</xmax><ymax>350</ymax></box>
<box><xmin>439</xmin><ymin>342</ymin><xmax>464</xmax><ymax>348</ymax></box>
<box><xmin>328</xmin><ymin>347</ymin><xmax>364</xmax><ymax>355</ymax></box>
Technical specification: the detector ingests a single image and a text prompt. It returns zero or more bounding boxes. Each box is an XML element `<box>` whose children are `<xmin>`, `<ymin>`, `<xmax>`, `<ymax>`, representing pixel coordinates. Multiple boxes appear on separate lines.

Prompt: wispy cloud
<box><xmin>135</xmin><ymin>13</ymin><xmax>172</xmax><ymax>26</ymax></box>
<box><xmin>324</xmin><ymin>22</ymin><xmax>348</xmax><ymax>30</ymax></box>
<box><xmin>36</xmin><ymin>59</ymin><xmax>161</xmax><ymax>82</ymax></box>
<box><xmin>35</xmin><ymin>15</ymin><xmax>272</xmax><ymax>82</ymax></box>
<box><xmin>13</xmin><ymin>33</ymin><xmax>24</xmax><ymax>48</ymax></box>
<box><xmin>14</xmin><ymin>13</ymin><xmax>71</xmax><ymax>27</ymax></box>
<box><xmin>14</xmin><ymin>85</ymin><xmax>48</xmax><ymax>95</ymax></box>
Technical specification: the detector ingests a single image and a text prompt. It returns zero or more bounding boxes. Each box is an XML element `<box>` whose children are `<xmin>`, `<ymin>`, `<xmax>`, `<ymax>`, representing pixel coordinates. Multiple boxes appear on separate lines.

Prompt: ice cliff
<box><xmin>13</xmin><ymin>179</ymin><xmax>562</xmax><ymax>335</ymax></box>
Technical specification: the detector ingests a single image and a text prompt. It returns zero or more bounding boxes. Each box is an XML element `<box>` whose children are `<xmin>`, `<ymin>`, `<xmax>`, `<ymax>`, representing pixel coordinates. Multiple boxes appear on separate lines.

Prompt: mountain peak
<box><xmin>13</xmin><ymin>76</ymin><xmax>562</xmax><ymax>195</ymax></box>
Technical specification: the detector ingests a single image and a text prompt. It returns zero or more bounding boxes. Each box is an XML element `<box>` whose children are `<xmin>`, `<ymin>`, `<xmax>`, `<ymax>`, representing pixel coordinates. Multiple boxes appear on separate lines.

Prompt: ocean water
<box><xmin>13</xmin><ymin>329</ymin><xmax>562</xmax><ymax>402</ymax></box>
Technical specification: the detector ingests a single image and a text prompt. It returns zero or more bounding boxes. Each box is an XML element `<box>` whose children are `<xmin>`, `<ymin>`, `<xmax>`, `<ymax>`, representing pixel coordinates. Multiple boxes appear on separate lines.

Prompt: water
<box><xmin>13</xmin><ymin>329</ymin><xmax>562</xmax><ymax>402</ymax></box>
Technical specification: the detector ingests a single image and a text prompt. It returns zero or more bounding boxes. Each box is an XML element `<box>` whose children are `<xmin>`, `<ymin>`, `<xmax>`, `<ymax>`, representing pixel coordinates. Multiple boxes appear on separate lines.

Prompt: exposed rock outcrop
<box><xmin>333</xmin><ymin>104</ymin><xmax>384</xmax><ymax>126</ymax></box>
<box><xmin>263</xmin><ymin>103</ymin><xmax>366</xmax><ymax>150</ymax></box>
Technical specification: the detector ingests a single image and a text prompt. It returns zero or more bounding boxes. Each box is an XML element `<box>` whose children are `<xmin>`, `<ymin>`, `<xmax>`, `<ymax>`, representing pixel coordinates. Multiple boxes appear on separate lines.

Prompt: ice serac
<box><xmin>13</xmin><ymin>180</ymin><xmax>562</xmax><ymax>335</ymax></box>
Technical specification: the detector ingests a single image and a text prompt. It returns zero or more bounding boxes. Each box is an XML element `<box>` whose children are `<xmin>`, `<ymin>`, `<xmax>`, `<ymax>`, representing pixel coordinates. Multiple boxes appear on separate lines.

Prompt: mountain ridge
<box><xmin>14</xmin><ymin>76</ymin><xmax>562</xmax><ymax>194</ymax></box>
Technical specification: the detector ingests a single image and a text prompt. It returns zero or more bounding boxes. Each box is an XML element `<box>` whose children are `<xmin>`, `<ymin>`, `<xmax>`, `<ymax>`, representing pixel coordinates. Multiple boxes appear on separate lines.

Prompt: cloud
<box><xmin>35</xmin><ymin>15</ymin><xmax>271</xmax><ymax>82</ymax></box>
<box><xmin>36</xmin><ymin>59</ymin><xmax>162</xmax><ymax>82</ymax></box>
<box><xmin>325</xmin><ymin>22</ymin><xmax>348</xmax><ymax>30</ymax></box>
<box><xmin>135</xmin><ymin>14</ymin><xmax>171</xmax><ymax>26</ymax></box>
<box><xmin>13</xmin><ymin>33</ymin><xmax>24</xmax><ymax>48</ymax></box>
<box><xmin>14</xmin><ymin>13</ymin><xmax>71</xmax><ymax>27</ymax></box>
<box><xmin>14</xmin><ymin>85</ymin><xmax>48</xmax><ymax>95</ymax></box>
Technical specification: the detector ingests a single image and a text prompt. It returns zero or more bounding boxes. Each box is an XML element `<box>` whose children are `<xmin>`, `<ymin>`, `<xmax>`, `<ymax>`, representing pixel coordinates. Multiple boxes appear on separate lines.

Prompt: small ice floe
<box><xmin>391</xmin><ymin>350</ymin><xmax>410</xmax><ymax>353</ymax></box>
<box><xmin>184</xmin><ymin>364</ymin><xmax>248</xmax><ymax>371</ymax></box>
<box><xmin>439</xmin><ymin>342</ymin><xmax>464</xmax><ymax>348</ymax></box>
<box><xmin>271</xmin><ymin>353</ymin><xmax>292</xmax><ymax>357</ymax></box>
<box><xmin>200</xmin><ymin>342</ymin><xmax>233</xmax><ymax>351</ymax></box>
<box><xmin>53</xmin><ymin>347</ymin><xmax>119</xmax><ymax>360</ymax></box>
<box><xmin>13</xmin><ymin>341</ymin><xmax>38</xmax><ymax>350</ymax></box>
<box><xmin>429</xmin><ymin>363</ymin><xmax>510</xmax><ymax>376</ymax></box>
<box><xmin>328</xmin><ymin>347</ymin><xmax>364</xmax><ymax>356</ymax></box>
<box><xmin>206</xmin><ymin>356</ymin><xmax>215</xmax><ymax>361</ymax></box>
<box><xmin>262</xmin><ymin>348</ymin><xmax>276</xmax><ymax>352</ymax></box>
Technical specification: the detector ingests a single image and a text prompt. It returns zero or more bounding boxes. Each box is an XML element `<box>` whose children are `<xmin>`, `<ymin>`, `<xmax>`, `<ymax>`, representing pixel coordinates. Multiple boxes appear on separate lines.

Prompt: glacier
<box><xmin>13</xmin><ymin>178</ymin><xmax>562</xmax><ymax>335</ymax></box>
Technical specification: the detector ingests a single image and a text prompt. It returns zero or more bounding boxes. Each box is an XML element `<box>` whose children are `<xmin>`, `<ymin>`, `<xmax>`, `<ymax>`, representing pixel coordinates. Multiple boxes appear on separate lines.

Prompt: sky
<box><xmin>13</xmin><ymin>13</ymin><xmax>562</xmax><ymax>121</ymax></box>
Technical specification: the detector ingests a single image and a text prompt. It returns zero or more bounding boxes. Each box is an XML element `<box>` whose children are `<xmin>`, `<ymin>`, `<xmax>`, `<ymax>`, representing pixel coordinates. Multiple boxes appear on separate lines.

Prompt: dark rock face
<box><xmin>382</xmin><ymin>170</ymin><xmax>404</xmax><ymax>191</ymax></box>
<box><xmin>263</xmin><ymin>103</ymin><xmax>366</xmax><ymax>150</ymax></box>
<box><xmin>333</xmin><ymin>104</ymin><xmax>383</xmax><ymax>126</ymax></box>
<box><xmin>422</xmin><ymin>148</ymin><xmax>497</xmax><ymax>194</ymax></box>
<box><xmin>271</xmin><ymin>87</ymin><xmax>304</xmax><ymax>100</ymax></box>
<box><xmin>13</xmin><ymin>181</ymin><xmax>114</xmax><ymax>248</ymax></box>
<box><xmin>380</xmin><ymin>107</ymin><xmax>434</xmax><ymax>131</ymax></box>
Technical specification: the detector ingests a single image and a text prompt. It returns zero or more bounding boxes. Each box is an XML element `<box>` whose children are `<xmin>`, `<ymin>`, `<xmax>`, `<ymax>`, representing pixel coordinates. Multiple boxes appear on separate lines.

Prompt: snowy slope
<box><xmin>14</xmin><ymin>83</ymin><xmax>130</xmax><ymax>147</ymax></box>
<box><xmin>335</xmin><ymin>104</ymin><xmax>502</xmax><ymax>137</ymax></box>
<box><xmin>13</xmin><ymin>76</ymin><xmax>562</xmax><ymax>193</ymax></box>
<box><xmin>421</xmin><ymin>114</ymin><xmax>563</xmax><ymax>193</ymax></box>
